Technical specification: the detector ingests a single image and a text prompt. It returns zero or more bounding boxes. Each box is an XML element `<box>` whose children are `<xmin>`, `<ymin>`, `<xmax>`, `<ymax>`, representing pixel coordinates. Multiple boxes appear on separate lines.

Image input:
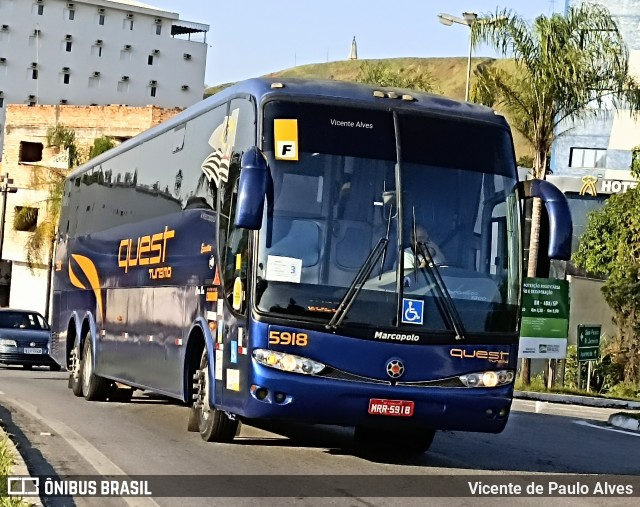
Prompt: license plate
<box><xmin>23</xmin><ymin>348</ymin><xmax>43</xmax><ymax>354</ymax></box>
<box><xmin>368</xmin><ymin>398</ymin><xmax>414</xmax><ymax>417</ymax></box>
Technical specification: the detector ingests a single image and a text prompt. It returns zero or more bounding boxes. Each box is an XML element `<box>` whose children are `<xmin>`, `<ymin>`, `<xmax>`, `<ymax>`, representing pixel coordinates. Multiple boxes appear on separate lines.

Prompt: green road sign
<box><xmin>577</xmin><ymin>325</ymin><xmax>601</xmax><ymax>362</ymax></box>
<box><xmin>519</xmin><ymin>278</ymin><xmax>570</xmax><ymax>359</ymax></box>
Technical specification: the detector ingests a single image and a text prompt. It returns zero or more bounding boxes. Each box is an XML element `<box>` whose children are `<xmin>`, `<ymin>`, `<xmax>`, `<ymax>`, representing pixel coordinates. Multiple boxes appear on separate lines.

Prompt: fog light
<box><xmin>274</xmin><ymin>392</ymin><xmax>286</xmax><ymax>403</ymax></box>
<box><xmin>255</xmin><ymin>387</ymin><xmax>268</xmax><ymax>400</ymax></box>
<box><xmin>485</xmin><ymin>408</ymin><xmax>495</xmax><ymax>418</ymax></box>
<box><xmin>498</xmin><ymin>407</ymin><xmax>509</xmax><ymax>418</ymax></box>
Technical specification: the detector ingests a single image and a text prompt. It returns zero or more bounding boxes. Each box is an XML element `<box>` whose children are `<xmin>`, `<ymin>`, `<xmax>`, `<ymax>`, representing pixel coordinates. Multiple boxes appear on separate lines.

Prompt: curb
<box><xmin>514</xmin><ymin>390</ymin><xmax>640</xmax><ymax>410</ymax></box>
<box><xmin>0</xmin><ymin>423</ymin><xmax>43</xmax><ymax>507</ymax></box>
<box><xmin>608</xmin><ymin>413</ymin><xmax>640</xmax><ymax>431</ymax></box>
<box><xmin>515</xmin><ymin>390</ymin><xmax>640</xmax><ymax>432</ymax></box>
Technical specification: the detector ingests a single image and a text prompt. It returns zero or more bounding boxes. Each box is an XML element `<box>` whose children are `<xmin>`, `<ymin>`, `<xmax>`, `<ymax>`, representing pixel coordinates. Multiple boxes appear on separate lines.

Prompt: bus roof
<box><xmin>67</xmin><ymin>77</ymin><xmax>509</xmax><ymax>180</ymax></box>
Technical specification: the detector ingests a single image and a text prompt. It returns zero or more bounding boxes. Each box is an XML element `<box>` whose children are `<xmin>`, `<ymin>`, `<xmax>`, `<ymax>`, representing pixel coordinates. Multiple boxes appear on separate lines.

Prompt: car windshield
<box><xmin>0</xmin><ymin>311</ymin><xmax>49</xmax><ymax>330</ymax></box>
<box><xmin>255</xmin><ymin>100</ymin><xmax>521</xmax><ymax>336</ymax></box>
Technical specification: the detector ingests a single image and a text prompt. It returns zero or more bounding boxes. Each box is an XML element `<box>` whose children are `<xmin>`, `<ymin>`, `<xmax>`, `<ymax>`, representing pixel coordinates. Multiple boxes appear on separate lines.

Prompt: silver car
<box><xmin>0</xmin><ymin>309</ymin><xmax>61</xmax><ymax>370</ymax></box>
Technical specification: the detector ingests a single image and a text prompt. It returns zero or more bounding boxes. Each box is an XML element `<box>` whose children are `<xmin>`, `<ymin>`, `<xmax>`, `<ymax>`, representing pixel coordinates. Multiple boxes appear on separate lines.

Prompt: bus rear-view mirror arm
<box><xmin>517</xmin><ymin>179</ymin><xmax>573</xmax><ymax>261</ymax></box>
<box><xmin>235</xmin><ymin>147</ymin><xmax>271</xmax><ymax>230</ymax></box>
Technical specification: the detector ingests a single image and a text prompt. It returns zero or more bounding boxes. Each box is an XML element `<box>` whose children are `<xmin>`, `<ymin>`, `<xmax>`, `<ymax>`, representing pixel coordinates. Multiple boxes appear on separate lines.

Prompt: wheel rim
<box><xmin>198</xmin><ymin>365</ymin><xmax>210</xmax><ymax>421</ymax></box>
<box><xmin>82</xmin><ymin>344</ymin><xmax>92</xmax><ymax>393</ymax></box>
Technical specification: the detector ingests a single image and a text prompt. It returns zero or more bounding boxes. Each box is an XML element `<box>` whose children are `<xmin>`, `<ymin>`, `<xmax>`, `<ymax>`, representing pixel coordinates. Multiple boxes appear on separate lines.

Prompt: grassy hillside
<box><xmin>205</xmin><ymin>57</ymin><xmax>531</xmax><ymax>159</ymax></box>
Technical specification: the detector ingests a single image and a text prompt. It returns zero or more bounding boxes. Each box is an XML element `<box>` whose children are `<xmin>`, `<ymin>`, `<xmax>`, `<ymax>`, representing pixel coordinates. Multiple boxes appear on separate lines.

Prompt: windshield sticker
<box><xmin>274</xmin><ymin>119</ymin><xmax>298</xmax><ymax>161</ymax></box>
<box><xmin>266</xmin><ymin>255</ymin><xmax>302</xmax><ymax>283</ymax></box>
<box><xmin>401</xmin><ymin>298</ymin><xmax>424</xmax><ymax>325</ymax></box>
<box><xmin>201</xmin><ymin>107</ymin><xmax>239</xmax><ymax>188</ymax></box>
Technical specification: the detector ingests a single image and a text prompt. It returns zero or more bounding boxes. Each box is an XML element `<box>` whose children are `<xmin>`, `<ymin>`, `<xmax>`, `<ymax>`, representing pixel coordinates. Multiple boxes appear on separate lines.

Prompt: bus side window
<box><xmin>219</xmin><ymin>97</ymin><xmax>256</xmax><ymax>314</ymax></box>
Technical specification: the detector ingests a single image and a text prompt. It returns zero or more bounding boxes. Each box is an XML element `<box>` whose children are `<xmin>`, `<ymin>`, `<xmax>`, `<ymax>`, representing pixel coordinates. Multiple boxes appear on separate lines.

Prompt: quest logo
<box><xmin>118</xmin><ymin>226</ymin><xmax>175</xmax><ymax>279</ymax></box>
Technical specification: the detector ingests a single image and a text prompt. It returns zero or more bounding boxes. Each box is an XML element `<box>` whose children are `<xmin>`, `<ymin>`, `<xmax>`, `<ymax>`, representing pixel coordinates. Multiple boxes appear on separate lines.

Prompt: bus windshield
<box><xmin>256</xmin><ymin>100</ymin><xmax>521</xmax><ymax>335</ymax></box>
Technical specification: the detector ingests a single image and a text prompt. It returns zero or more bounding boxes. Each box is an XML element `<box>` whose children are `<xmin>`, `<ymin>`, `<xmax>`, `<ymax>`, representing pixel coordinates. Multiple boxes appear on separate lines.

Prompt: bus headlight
<box><xmin>0</xmin><ymin>339</ymin><xmax>17</xmax><ymax>347</ymax></box>
<box><xmin>459</xmin><ymin>370</ymin><xmax>514</xmax><ymax>387</ymax></box>
<box><xmin>253</xmin><ymin>349</ymin><xmax>325</xmax><ymax>375</ymax></box>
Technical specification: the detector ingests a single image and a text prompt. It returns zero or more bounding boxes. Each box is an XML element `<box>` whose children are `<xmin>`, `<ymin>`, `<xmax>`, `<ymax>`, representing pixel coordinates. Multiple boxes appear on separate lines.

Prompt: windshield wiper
<box><xmin>415</xmin><ymin>242</ymin><xmax>466</xmax><ymax>341</ymax></box>
<box><xmin>326</xmin><ymin>237</ymin><xmax>389</xmax><ymax>331</ymax></box>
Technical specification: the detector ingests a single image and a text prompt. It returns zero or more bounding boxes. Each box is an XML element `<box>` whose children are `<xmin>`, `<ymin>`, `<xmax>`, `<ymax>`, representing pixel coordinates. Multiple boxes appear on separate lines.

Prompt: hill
<box><xmin>205</xmin><ymin>57</ymin><xmax>531</xmax><ymax>159</ymax></box>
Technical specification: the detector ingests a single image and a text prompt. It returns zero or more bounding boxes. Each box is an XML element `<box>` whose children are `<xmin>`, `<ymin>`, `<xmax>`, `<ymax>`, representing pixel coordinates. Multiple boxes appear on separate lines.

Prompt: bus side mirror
<box><xmin>235</xmin><ymin>147</ymin><xmax>269</xmax><ymax>230</ymax></box>
<box><xmin>518</xmin><ymin>179</ymin><xmax>572</xmax><ymax>260</ymax></box>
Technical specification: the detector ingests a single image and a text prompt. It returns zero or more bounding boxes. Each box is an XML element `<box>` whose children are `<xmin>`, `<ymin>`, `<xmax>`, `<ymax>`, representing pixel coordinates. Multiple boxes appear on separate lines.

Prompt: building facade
<box><xmin>0</xmin><ymin>103</ymin><xmax>182</xmax><ymax>313</ymax></box>
<box><xmin>0</xmin><ymin>0</ymin><xmax>209</xmax><ymax>154</ymax></box>
<box><xmin>551</xmin><ymin>0</ymin><xmax>640</xmax><ymax>177</ymax></box>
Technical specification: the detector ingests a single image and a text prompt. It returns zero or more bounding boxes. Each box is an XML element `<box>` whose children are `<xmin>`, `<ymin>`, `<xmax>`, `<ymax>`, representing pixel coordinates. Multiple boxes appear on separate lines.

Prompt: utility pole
<box><xmin>0</xmin><ymin>172</ymin><xmax>18</xmax><ymax>260</ymax></box>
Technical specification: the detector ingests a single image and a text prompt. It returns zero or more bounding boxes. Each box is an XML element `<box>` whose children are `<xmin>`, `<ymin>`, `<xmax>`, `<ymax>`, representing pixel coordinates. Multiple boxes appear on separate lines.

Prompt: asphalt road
<box><xmin>1</xmin><ymin>366</ymin><xmax>639</xmax><ymax>507</ymax></box>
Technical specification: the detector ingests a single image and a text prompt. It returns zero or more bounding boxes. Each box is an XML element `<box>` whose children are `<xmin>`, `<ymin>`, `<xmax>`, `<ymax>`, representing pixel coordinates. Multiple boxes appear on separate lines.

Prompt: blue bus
<box><xmin>51</xmin><ymin>78</ymin><xmax>571</xmax><ymax>453</ymax></box>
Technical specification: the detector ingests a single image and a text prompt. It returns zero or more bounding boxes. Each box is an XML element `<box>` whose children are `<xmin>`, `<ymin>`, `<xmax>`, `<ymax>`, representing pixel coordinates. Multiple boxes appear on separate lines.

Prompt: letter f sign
<box><xmin>274</xmin><ymin>119</ymin><xmax>299</xmax><ymax>161</ymax></box>
<box><xmin>276</xmin><ymin>141</ymin><xmax>298</xmax><ymax>160</ymax></box>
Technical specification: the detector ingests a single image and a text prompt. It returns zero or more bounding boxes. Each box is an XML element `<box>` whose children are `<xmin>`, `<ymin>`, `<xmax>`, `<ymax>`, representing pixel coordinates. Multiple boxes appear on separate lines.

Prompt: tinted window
<box><xmin>0</xmin><ymin>311</ymin><xmax>49</xmax><ymax>330</ymax></box>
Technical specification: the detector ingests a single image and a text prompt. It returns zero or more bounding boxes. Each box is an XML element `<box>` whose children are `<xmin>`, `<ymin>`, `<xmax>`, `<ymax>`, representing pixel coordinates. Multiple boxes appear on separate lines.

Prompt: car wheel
<box><xmin>50</xmin><ymin>363</ymin><xmax>62</xmax><ymax>372</ymax></box>
<box><xmin>194</xmin><ymin>347</ymin><xmax>239</xmax><ymax>442</ymax></box>
<box><xmin>81</xmin><ymin>335</ymin><xmax>110</xmax><ymax>401</ymax></box>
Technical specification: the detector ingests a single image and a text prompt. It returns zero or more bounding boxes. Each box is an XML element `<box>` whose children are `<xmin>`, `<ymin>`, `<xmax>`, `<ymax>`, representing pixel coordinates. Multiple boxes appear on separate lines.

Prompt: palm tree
<box><xmin>470</xmin><ymin>4</ymin><xmax>640</xmax><ymax>384</ymax></box>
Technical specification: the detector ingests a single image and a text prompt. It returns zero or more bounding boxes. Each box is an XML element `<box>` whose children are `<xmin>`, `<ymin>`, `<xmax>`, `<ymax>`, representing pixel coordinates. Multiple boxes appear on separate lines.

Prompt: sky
<box><xmin>143</xmin><ymin>0</ymin><xmax>566</xmax><ymax>87</ymax></box>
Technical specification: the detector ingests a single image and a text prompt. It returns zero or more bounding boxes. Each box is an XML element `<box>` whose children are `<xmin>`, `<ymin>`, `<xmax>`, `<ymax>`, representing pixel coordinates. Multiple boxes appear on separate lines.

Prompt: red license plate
<box><xmin>368</xmin><ymin>398</ymin><xmax>414</xmax><ymax>417</ymax></box>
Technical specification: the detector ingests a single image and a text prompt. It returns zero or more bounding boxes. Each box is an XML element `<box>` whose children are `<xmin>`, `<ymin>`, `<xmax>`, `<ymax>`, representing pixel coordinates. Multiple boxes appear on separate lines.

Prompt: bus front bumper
<box><xmin>238</xmin><ymin>365</ymin><xmax>513</xmax><ymax>433</ymax></box>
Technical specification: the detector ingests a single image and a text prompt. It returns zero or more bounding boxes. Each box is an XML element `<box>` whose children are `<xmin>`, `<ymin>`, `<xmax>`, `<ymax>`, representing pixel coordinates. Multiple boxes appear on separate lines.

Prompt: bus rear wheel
<box><xmin>68</xmin><ymin>343</ymin><xmax>84</xmax><ymax>397</ymax></box>
<box><xmin>193</xmin><ymin>348</ymin><xmax>239</xmax><ymax>442</ymax></box>
<box><xmin>354</xmin><ymin>426</ymin><xmax>436</xmax><ymax>455</ymax></box>
<box><xmin>81</xmin><ymin>335</ymin><xmax>111</xmax><ymax>401</ymax></box>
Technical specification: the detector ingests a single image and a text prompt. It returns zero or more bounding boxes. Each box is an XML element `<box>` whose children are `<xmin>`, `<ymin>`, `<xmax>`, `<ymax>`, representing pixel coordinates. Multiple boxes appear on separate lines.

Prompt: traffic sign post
<box><xmin>577</xmin><ymin>325</ymin><xmax>601</xmax><ymax>392</ymax></box>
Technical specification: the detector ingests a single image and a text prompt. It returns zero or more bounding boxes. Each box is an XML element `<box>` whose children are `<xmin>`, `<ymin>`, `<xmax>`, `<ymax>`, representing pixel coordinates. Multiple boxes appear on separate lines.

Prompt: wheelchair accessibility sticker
<box><xmin>402</xmin><ymin>298</ymin><xmax>424</xmax><ymax>325</ymax></box>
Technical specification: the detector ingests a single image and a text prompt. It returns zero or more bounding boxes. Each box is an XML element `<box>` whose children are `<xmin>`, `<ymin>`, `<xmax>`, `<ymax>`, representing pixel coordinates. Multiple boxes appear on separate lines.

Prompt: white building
<box><xmin>0</xmin><ymin>0</ymin><xmax>209</xmax><ymax>154</ymax></box>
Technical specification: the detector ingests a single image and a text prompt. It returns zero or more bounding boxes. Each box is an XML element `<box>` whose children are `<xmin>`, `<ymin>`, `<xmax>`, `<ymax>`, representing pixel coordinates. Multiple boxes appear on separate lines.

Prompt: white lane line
<box><xmin>574</xmin><ymin>420</ymin><xmax>640</xmax><ymax>437</ymax></box>
<box><xmin>8</xmin><ymin>399</ymin><xmax>160</xmax><ymax>507</ymax></box>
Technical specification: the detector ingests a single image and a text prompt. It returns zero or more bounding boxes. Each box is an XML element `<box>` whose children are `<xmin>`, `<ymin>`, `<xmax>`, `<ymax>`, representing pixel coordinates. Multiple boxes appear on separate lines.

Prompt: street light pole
<box><xmin>0</xmin><ymin>172</ymin><xmax>18</xmax><ymax>261</ymax></box>
<box><xmin>437</xmin><ymin>11</ymin><xmax>479</xmax><ymax>101</ymax></box>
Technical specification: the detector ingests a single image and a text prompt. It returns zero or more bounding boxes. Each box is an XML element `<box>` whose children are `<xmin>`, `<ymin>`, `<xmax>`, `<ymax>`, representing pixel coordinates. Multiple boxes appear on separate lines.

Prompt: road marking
<box><xmin>7</xmin><ymin>399</ymin><xmax>160</xmax><ymax>507</ymax></box>
<box><xmin>574</xmin><ymin>420</ymin><xmax>640</xmax><ymax>437</ymax></box>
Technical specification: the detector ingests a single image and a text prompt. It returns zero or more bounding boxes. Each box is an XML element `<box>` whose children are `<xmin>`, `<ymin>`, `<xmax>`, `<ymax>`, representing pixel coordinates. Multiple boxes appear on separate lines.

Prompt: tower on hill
<box><xmin>348</xmin><ymin>36</ymin><xmax>358</xmax><ymax>60</ymax></box>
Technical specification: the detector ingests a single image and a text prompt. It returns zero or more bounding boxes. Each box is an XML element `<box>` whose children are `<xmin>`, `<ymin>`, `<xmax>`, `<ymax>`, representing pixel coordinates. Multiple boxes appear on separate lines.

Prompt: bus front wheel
<box><xmin>354</xmin><ymin>426</ymin><xmax>436</xmax><ymax>455</ymax></box>
<box><xmin>193</xmin><ymin>348</ymin><xmax>239</xmax><ymax>442</ymax></box>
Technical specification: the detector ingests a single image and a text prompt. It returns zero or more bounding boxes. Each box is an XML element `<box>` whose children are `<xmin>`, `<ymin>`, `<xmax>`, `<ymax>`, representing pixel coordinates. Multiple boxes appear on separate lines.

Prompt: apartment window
<box><xmin>147</xmin><ymin>55</ymin><xmax>154</xmax><ymax>65</ymax></box>
<box><xmin>63</xmin><ymin>73</ymin><xmax>70</xmax><ymax>84</ymax></box>
<box><xmin>37</xmin><ymin>4</ymin><xmax>44</xmax><ymax>15</ymax></box>
<box><xmin>0</xmin><ymin>98</ymin><xmax>4</xmax><ymax>108</ymax></box>
<box><xmin>66</xmin><ymin>41</ymin><xmax>72</xmax><ymax>52</ymax></box>
<box><xmin>155</xmin><ymin>24</ymin><xmax>161</xmax><ymax>35</ymax></box>
<box><xmin>569</xmin><ymin>147</ymin><xmax>606</xmax><ymax>169</ymax></box>
<box><xmin>68</xmin><ymin>9</ymin><xmax>75</xmax><ymax>20</ymax></box>
<box><xmin>150</xmin><ymin>86</ymin><xmax>157</xmax><ymax>97</ymax></box>
<box><xmin>32</xmin><ymin>68</ymin><xmax>38</xmax><ymax>79</ymax></box>
<box><xmin>19</xmin><ymin>141</ymin><xmax>43</xmax><ymax>163</ymax></box>
<box><xmin>14</xmin><ymin>207</ymin><xmax>38</xmax><ymax>232</ymax></box>
<box><xmin>99</xmin><ymin>14</ymin><xmax>105</xmax><ymax>25</ymax></box>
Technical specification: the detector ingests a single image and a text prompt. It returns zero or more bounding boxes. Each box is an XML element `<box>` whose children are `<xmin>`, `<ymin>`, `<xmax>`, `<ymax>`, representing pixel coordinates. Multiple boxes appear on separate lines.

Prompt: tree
<box><xmin>471</xmin><ymin>4</ymin><xmax>640</xmax><ymax>384</ymax></box>
<box><xmin>355</xmin><ymin>61</ymin><xmax>437</xmax><ymax>93</ymax></box>
<box><xmin>573</xmin><ymin>185</ymin><xmax>640</xmax><ymax>384</ymax></box>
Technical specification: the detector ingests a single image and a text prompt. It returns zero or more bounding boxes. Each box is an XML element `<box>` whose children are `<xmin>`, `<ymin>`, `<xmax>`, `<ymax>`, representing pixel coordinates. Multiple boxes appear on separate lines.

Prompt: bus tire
<box><xmin>81</xmin><ymin>335</ymin><xmax>110</xmax><ymax>401</ymax></box>
<box><xmin>354</xmin><ymin>426</ymin><xmax>436</xmax><ymax>455</ymax></box>
<box><xmin>68</xmin><ymin>343</ymin><xmax>84</xmax><ymax>397</ymax></box>
<box><xmin>195</xmin><ymin>348</ymin><xmax>239</xmax><ymax>442</ymax></box>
